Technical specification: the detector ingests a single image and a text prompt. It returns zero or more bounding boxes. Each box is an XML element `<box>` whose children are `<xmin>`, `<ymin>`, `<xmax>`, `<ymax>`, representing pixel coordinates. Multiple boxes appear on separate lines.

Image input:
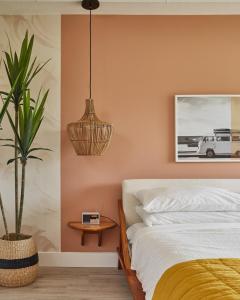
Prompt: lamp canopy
<box><xmin>82</xmin><ymin>0</ymin><xmax>100</xmax><ymax>10</ymax></box>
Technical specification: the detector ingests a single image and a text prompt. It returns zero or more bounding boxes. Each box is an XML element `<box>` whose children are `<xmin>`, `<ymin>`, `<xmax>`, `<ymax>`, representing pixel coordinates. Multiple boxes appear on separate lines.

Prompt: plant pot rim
<box><xmin>1</xmin><ymin>233</ymin><xmax>32</xmax><ymax>242</ymax></box>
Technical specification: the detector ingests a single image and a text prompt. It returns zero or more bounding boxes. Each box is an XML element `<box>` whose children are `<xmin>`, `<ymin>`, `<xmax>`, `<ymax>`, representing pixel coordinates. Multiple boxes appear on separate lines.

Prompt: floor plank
<box><xmin>0</xmin><ymin>267</ymin><xmax>132</xmax><ymax>300</ymax></box>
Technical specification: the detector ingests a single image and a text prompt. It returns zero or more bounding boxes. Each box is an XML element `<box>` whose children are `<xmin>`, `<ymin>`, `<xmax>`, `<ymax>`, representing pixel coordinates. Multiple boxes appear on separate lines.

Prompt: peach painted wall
<box><xmin>61</xmin><ymin>15</ymin><xmax>240</xmax><ymax>252</ymax></box>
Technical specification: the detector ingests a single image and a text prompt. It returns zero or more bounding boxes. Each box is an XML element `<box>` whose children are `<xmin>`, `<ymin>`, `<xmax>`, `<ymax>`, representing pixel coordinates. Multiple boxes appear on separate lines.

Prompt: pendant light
<box><xmin>67</xmin><ymin>0</ymin><xmax>113</xmax><ymax>156</ymax></box>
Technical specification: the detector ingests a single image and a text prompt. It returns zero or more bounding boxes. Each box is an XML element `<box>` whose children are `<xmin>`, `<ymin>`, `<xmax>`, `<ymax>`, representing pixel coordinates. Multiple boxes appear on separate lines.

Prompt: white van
<box><xmin>198</xmin><ymin>130</ymin><xmax>240</xmax><ymax>158</ymax></box>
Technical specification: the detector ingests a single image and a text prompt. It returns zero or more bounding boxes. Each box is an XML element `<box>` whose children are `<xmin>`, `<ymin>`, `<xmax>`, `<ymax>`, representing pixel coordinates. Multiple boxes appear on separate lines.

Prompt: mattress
<box><xmin>128</xmin><ymin>223</ymin><xmax>240</xmax><ymax>300</ymax></box>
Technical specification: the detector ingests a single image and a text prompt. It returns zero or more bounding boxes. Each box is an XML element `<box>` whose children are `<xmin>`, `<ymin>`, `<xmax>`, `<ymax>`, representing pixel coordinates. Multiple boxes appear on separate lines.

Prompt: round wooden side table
<box><xmin>68</xmin><ymin>216</ymin><xmax>117</xmax><ymax>247</ymax></box>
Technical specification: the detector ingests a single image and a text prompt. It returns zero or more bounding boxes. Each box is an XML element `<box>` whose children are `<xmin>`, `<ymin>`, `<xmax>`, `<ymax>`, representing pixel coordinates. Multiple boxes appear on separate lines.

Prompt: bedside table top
<box><xmin>68</xmin><ymin>216</ymin><xmax>118</xmax><ymax>232</ymax></box>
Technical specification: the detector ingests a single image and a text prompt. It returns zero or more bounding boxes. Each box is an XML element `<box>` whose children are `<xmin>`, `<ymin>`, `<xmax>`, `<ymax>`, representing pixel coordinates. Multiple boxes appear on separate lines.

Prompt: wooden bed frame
<box><xmin>117</xmin><ymin>199</ymin><xmax>145</xmax><ymax>300</ymax></box>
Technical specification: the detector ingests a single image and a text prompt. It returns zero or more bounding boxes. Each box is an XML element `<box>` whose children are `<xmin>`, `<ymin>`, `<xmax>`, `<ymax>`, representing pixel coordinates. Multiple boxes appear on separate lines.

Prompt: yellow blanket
<box><xmin>152</xmin><ymin>259</ymin><xmax>240</xmax><ymax>300</ymax></box>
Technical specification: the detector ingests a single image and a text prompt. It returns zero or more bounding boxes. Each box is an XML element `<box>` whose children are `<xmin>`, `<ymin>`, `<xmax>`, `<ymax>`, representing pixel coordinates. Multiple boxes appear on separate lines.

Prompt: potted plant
<box><xmin>0</xmin><ymin>32</ymin><xmax>50</xmax><ymax>287</ymax></box>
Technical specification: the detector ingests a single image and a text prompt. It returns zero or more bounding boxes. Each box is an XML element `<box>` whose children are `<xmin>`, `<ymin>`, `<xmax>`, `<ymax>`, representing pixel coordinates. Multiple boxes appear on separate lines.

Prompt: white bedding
<box><xmin>129</xmin><ymin>223</ymin><xmax>240</xmax><ymax>300</ymax></box>
<box><xmin>136</xmin><ymin>186</ymin><xmax>240</xmax><ymax>212</ymax></box>
<box><xmin>135</xmin><ymin>207</ymin><xmax>240</xmax><ymax>226</ymax></box>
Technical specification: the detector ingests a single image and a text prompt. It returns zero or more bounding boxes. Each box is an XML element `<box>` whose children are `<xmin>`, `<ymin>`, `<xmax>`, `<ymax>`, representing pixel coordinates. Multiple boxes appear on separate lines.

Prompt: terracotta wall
<box><xmin>61</xmin><ymin>15</ymin><xmax>240</xmax><ymax>252</ymax></box>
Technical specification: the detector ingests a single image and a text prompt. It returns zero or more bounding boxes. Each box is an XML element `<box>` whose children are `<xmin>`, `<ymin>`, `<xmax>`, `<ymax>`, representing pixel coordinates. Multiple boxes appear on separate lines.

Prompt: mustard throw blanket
<box><xmin>152</xmin><ymin>259</ymin><xmax>240</xmax><ymax>300</ymax></box>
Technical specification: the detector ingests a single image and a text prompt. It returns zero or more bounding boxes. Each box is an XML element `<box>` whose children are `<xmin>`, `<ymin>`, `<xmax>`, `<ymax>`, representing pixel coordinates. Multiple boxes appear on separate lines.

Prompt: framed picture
<box><xmin>175</xmin><ymin>95</ymin><xmax>240</xmax><ymax>162</ymax></box>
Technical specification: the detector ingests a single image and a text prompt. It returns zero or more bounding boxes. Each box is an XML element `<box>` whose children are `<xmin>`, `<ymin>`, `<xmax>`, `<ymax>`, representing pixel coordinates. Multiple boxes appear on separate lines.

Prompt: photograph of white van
<box><xmin>175</xmin><ymin>95</ymin><xmax>240</xmax><ymax>162</ymax></box>
<box><xmin>197</xmin><ymin>129</ymin><xmax>240</xmax><ymax>158</ymax></box>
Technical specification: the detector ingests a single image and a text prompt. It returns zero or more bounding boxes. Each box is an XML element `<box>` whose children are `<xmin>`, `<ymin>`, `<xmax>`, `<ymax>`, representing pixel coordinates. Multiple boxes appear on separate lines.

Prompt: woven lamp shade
<box><xmin>67</xmin><ymin>99</ymin><xmax>113</xmax><ymax>156</ymax></box>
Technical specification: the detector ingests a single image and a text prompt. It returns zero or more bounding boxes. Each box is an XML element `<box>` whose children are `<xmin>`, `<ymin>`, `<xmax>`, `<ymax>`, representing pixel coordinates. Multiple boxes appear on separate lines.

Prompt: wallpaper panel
<box><xmin>0</xmin><ymin>15</ymin><xmax>61</xmax><ymax>252</ymax></box>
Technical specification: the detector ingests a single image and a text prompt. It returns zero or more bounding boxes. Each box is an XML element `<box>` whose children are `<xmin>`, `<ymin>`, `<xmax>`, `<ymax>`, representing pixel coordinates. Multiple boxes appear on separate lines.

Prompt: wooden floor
<box><xmin>0</xmin><ymin>267</ymin><xmax>132</xmax><ymax>300</ymax></box>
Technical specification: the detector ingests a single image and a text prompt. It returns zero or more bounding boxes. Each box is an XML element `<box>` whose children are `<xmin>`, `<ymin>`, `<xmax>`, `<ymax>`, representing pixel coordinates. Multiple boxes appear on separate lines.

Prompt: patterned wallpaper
<box><xmin>0</xmin><ymin>16</ymin><xmax>61</xmax><ymax>252</ymax></box>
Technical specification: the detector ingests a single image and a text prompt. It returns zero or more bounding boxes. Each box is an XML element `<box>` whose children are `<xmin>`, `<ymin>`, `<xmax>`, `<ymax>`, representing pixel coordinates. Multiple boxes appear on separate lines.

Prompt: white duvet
<box><xmin>129</xmin><ymin>223</ymin><xmax>240</xmax><ymax>300</ymax></box>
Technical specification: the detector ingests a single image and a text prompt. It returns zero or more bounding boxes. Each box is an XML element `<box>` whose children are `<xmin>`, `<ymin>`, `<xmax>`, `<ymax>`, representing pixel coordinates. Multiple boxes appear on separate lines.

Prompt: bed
<box><xmin>118</xmin><ymin>179</ymin><xmax>240</xmax><ymax>300</ymax></box>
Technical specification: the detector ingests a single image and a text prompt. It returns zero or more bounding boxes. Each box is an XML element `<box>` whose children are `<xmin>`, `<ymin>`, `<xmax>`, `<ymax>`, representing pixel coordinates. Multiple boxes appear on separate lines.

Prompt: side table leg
<box><xmin>81</xmin><ymin>231</ymin><xmax>85</xmax><ymax>246</ymax></box>
<box><xmin>118</xmin><ymin>259</ymin><xmax>122</xmax><ymax>270</ymax></box>
<box><xmin>98</xmin><ymin>231</ymin><xmax>103</xmax><ymax>247</ymax></box>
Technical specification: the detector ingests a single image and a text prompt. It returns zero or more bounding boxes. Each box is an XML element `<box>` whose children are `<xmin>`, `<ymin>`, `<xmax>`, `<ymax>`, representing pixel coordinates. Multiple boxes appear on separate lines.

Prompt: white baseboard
<box><xmin>39</xmin><ymin>252</ymin><xmax>118</xmax><ymax>268</ymax></box>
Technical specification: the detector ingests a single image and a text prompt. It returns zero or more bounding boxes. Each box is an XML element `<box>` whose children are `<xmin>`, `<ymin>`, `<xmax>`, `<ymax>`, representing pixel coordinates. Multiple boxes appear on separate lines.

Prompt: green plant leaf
<box><xmin>0</xmin><ymin>91</ymin><xmax>13</xmax><ymax>99</ymax></box>
<box><xmin>6</xmin><ymin>33</ymin><xmax>14</xmax><ymax>62</ymax></box>
<box><xmin>26</xmin><ymin>59</ymin><xmax>51</xmax><ymax>87</ymax></box>
<box><xmin>28</xmin><ymin>155</ymin><xmax>43</xmax><ymax>161</ymax></box>
<box><xmin>6</xmin><ymin>111</ymin><xmax>22</xmax><ymax>148</ymax></box>
<box><xmin>25</xmin><ymin>57</ymin><xmax>37</xmax><ymax>84</ymax></box>
<box><xmin>2</xmin><ymin>144</ymin><xmax>21</xmax><ymax>152</ymax></box>
<box><xmin>3</xmin><ymin>60</ymin><xmax>13</xmax><ymax>86</ymax></box>
<box><xmin>0</xmin><ymin>138</ymin><xmax>13</xmax><ymax>141</ymax></box>
<box><xmin>29</xmin><ymin>117</ymin><xmax>43</xmax><ymax>147</ymax></box>
<box><xmin>19</xmin><ymin>105</ymin><xmax>24</xmax><ymax>139</ymax></box>
<box><xmin>28</xmin><ymin>147</ymin><xmax>52</xmax><ymax>154</ymax></box>
<box><xmin>7</xmin><ymin>157</ymin><xmax>21</xmax><ymax>165</ymax></box>
<box><xmin>0</xmin><ymin>72</ymin><xmax>21</xmax><ymax>125</ymax></box>
<box><xmin>19</xmin><ymin>32</ymin><xmax>28</xmax><ymax>66</ymax></box>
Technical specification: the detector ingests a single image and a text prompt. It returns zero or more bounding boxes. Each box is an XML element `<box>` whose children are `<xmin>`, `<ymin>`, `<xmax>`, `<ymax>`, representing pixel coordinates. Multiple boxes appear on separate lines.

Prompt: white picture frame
<box><xmin>175</xmin><ymin>95</ymin><xmax>240</xmax><ymax>163</ymax></box>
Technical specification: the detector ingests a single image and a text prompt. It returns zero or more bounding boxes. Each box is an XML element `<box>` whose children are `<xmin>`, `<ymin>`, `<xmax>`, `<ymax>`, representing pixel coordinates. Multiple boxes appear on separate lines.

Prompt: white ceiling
<box><xmin>1</xmin><ymin>0</ymin><xmax>240</xmax><ymax>15</ymax></box>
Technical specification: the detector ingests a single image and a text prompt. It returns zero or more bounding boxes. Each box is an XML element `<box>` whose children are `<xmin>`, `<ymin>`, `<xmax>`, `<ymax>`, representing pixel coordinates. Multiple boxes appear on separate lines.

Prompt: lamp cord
<box><xmin>89</xmin><ymin>9</ymin><xmax>92</xmax><ymax>99</ymax></box>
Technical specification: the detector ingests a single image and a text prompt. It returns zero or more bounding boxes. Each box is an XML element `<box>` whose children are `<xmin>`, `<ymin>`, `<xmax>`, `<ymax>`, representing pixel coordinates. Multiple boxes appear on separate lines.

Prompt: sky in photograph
<box><xmin>177</xmin><ymin>97</ymin><xmax>231</xmax><ymax>136</ymax></box>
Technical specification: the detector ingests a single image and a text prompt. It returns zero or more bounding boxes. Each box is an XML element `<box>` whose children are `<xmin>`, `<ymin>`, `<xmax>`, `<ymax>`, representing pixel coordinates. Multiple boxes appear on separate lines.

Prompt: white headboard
<box><xmin>122</xmin><ymin>179</ymin><xmax>240</xmax><ymax>226</ymax></box>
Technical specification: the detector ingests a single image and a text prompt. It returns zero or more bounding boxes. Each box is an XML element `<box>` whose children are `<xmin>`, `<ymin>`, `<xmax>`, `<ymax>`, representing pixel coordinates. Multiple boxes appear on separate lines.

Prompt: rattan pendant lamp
<box><xmin>67</xmin><ymin>0</ymin><xmax>113</xmax><ymax>156</ymax></box>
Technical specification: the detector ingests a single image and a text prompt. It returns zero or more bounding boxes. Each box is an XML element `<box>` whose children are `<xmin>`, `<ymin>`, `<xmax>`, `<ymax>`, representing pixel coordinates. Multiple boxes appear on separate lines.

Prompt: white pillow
<box><xmin>126</xmin><ymin>223</ymin><xmax>145</xmax><ymax>243</ymax></box>
<box><xmin>136</xmin><ymin>186</ymin><xmax>240</xmax><ymax>213</ymax></box>
<box><xmin>136</xmin><ymin>206</ymin><xmax>240</xmax><ymax>227</ymax></box>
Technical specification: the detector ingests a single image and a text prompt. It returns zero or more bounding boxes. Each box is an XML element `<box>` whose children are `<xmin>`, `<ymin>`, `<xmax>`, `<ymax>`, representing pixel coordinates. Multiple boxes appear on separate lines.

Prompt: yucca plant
<box><xmin>0</xmin><ymin>31</ymin><xmax>50</xmax><ymax>287</ymax></box>
<box><xmin>4</xmin><ymin>89</ymin><xmax>50</xmax><ymax>235</ymax></box>
<box><xmin>0</xmin><ymin>31</ymin><xmax>50</xmax><ymax>237</ymax></box>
